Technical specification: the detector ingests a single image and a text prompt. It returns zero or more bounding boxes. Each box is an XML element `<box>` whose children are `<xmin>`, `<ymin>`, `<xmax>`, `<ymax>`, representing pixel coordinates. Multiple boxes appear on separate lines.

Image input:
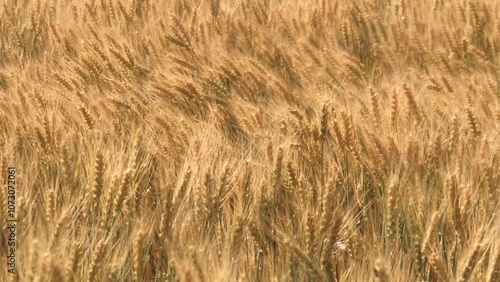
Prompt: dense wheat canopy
<box><xmin>0</xmin><ymin>0</ymin><xmax>499</xmax><ymax>281</ymax></box>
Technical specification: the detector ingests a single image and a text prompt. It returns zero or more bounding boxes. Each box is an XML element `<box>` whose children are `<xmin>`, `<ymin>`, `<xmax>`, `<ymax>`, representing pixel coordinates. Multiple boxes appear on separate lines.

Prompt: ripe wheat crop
<box><xmin>0</xmin><ymin>0</ymin><xmax>499</xmax><ymax>281</ymax></box>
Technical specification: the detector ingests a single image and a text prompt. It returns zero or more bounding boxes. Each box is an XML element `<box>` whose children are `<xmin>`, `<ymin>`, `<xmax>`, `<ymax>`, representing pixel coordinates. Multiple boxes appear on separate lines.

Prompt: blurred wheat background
<box><xmin>0</xmin><ymin>0</ymin><xmax>499</xmax><ymax>281</ymax></box>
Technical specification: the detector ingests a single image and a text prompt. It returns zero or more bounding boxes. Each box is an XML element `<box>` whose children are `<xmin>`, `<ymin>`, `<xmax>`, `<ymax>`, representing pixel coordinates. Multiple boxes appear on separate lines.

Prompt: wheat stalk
<box><xmin>113</xmin><ymin>169</ymin><xmax>132</xmax><ymax>218</ymax></box>
<box><xmin>87</xmin><ymin>238</ymin><xmax>107</xmax><ymax>282</ymax></box>
<box><xmin>89</xmin><ymin>150</ymin><xmax>105</xmax><ymax>213</ymax></box>
<box><xmin>78</xmin><ymin>105</ymin><xmax>94</xmax><ymax>130</ymax></box>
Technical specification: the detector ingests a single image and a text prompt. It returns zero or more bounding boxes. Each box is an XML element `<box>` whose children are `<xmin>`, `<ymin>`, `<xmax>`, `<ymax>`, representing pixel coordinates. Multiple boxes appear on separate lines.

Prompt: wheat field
<box><xmin>0</xmin><ymin>0</ymin><xmax>499</xmax><ymax>281</ymax></box>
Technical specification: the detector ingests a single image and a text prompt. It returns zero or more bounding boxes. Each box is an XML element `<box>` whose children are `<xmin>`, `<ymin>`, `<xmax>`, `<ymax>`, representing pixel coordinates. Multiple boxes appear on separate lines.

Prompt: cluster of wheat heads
<box><xmin>0</xmin><ymin>0</ymin><xmax>499</xmax><ymax>281</ymax></box>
